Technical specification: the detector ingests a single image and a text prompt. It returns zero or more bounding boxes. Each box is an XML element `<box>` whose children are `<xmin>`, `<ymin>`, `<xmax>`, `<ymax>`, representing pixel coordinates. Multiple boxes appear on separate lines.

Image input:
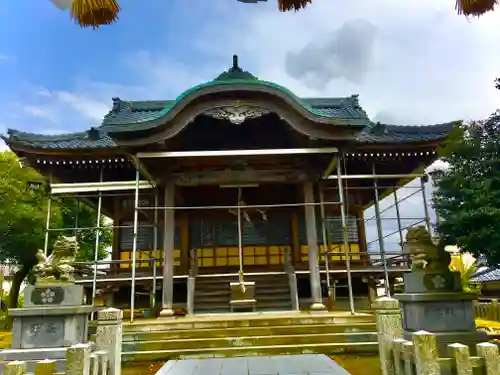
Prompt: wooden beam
<box><xmin>137</xmin><ymin>147</ymin><xmax>338</xmax><ymax>159</ymax></box>
<box><xmin>173</xmin><ymin>169</ymin><xmax>310</xmax><ymax>185</ymax></box>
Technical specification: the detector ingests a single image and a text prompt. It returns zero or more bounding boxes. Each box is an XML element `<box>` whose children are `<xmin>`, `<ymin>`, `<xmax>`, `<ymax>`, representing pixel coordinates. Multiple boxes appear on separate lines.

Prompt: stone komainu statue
<box><xmin>405</xmin><ymin>226</ymin><xmax>451</xmax><ymax>272</ymax></box>
<box><xmin>33</xmin><ymin>236</ymin><xmax>79</xmax><ymax>283</ymax></box>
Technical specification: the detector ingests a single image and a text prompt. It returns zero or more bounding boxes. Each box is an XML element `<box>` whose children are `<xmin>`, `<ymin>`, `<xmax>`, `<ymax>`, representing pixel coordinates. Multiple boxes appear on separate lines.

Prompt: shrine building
<box><xmin>2</xmin><ymin>56</ymin><xmax>454</xmax><ymax>321</ymax></box>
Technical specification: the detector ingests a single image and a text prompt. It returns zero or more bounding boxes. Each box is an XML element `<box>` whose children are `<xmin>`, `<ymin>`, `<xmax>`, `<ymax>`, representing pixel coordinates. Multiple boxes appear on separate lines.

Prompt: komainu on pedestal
<box><xmin>0</xmin><ymin>236</ymin><xmax>95</xmax><ymax>373</ymax></box>
<box><xmin>395</xmin><ymin>226</ymin><xmax>486</xmax><ymax>355</ymax></box>
<box><xmin>33</xmin><ymin>236</ymin><xmax>79</xmax><ymax>284</ymax></box>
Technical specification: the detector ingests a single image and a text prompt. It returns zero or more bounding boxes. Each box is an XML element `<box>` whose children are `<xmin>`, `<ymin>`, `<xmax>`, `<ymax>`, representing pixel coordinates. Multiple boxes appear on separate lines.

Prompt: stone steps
<box><xmin>123</xmin><ymin>322</ymin><xmax>376</xmax><ymax>341</ymax></box>
<box><xmin>123</xmin><ymin>313</ymin><xmax>375</xmax><ymax>332</ymax></box>
<box><xmin>121</xmin><ymin>312</ymin><xmax>378</xmax><ymax>362</ymax></box>
<box><xmin>123</xmin><ymin>332</ymin><xmax>378</xmax><ymax>352</ymax></box>
<box><xmin>122</xmin><ymin>341</ymin><xmax>378</xmax><ymax>362</ymax></box>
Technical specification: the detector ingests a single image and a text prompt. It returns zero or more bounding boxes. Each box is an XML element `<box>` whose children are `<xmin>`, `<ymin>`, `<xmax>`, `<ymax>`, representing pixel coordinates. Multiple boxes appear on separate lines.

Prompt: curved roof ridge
<box><xmin>383</xmin><ymin>122</ymin><xmax>457</xmax><ymax>133</ymax></box>
<box><xmin>6</xmin><ymin>128</ymin><xmax>92</xmax><ymax>142</ymax></box>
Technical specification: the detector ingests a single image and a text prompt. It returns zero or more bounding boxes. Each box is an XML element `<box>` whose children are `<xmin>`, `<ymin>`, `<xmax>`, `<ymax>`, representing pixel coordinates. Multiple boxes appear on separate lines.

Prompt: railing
<box><xmin>474</xmin><ymin>299</ymin><xmax>500</xmax><ymax>322</ymax></box>
<box><xmin>391</xmin><ymin>332</ymin><xmax>499</xmax><ymax>375</ymax></box>
<box><xmin>373</xmin><ymin>297</ymin><xmax>500</xmax><ymax>375</ymax></box>
<box><xmin>72</xmin><ymin>249</ymin><xmax>414</xmax><ymax>283</ymax></box>
<box><xmin>3</xmin><ymin>345</ymin><xmax>108</xmax><ymax>375</ymax></box>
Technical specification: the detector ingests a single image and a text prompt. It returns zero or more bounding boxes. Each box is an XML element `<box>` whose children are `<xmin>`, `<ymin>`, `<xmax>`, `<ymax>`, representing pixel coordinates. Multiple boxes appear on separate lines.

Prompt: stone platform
<box><xmin>156</xmin><ymin>354</ymin><xmax>352</xmax><ymax>375</ymax></box>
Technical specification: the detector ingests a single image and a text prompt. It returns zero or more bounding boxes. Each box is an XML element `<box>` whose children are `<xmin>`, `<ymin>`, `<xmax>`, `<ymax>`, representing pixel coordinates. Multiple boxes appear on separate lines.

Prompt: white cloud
<box><xmin>21</xmin><ymin>105</ymin><xmax>59</xmax><ymax>122</ymax></box>
<box><xmin>285</xmin><ymin>18</ymin><xmax>378</xmax><ymax>90</ymax></box>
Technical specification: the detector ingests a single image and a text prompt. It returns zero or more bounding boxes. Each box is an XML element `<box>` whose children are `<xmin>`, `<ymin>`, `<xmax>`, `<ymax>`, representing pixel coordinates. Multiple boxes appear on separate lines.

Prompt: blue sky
<box><xmin>1</xmin><ymin>0</ymin><xmax>500</xmax><ymax>251</ymax></box>
<box><xmin>1</xmin><ymin>0</ymin><xmax>500</xmax><ymax>137</ymax></box>
<box><xmin>0</xmin><ymin>0</ymin><xmax>266</xmax><ymax>133</ymax></box>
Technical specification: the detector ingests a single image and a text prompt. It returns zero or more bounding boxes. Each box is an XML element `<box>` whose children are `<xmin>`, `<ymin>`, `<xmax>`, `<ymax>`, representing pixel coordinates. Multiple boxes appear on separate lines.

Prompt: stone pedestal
<box><xmin>395</xmin><ymin>270</ymin><xmax>486</xmax><ymax>356</ymax></box>
<box><xmin>0</xmin><ymin>283</ymin><xmax>95</xmax><ymax>373</ymax></box>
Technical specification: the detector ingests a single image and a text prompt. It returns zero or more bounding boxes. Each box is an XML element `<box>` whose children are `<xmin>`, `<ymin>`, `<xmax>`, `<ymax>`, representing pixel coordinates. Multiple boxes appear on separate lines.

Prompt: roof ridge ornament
<box><xmin>87</xmin><ymin>127</ymin><xmax>101</xmax><ymax>141</ymax></box>
<box><xmin>213</xmin><ymin>55</ymin><xmax>258</xmax><ymax>81</ymax></box>
<box><xmin>203</xmin><ymin>105</ymin><xmax>271</xmax><ymax>124</ymax></box>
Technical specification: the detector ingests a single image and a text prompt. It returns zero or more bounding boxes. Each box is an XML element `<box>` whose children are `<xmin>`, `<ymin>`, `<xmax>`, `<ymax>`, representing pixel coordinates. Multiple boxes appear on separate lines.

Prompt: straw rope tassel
<box><xmin>70</xmin><ymin>0</ymin><xmax>120</xmax><ymax>29</ymax></box>
<box><xmin>277</xmin><ymin>0</ymin><xmax>312</xmax><ymax>12</ymax></box>
<box><xmin>455</xmin><ymin>0</ymin><xmax>497</xmax><ymax>16</ymax></box>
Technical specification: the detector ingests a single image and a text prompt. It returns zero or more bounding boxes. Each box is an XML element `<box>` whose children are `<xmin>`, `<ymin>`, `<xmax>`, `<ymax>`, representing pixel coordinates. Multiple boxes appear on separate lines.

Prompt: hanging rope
<box><xmin>237</xmin><ymin>187</ymin><xmax>246</xmax><ymax>293</ymax></box>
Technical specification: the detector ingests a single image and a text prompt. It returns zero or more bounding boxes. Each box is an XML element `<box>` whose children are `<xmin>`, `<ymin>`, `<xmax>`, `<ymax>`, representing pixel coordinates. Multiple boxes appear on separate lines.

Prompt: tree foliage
<box><xmin>433</xmin><ymin>111</ymin><xmax>500</xmax><ymax>266</ymax></box>
<box><xmin>0</xmin><ymin>151</ymin><xmax>111</xmax><ymax>307</ymax></box>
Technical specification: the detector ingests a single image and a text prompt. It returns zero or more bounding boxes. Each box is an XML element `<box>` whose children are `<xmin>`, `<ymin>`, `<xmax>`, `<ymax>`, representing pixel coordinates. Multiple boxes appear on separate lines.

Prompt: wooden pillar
<box><xmin>303</xmin><ymin>182</ymin><xmax>326</xmax><ymax>311</ymax></box>
<box><xmin>291</xmin><ymin>211</ymin><xmax>301</xmax><ymax>266</ymax></box>
<box><xmin>112</xmin><ymin>197</ymin><xmax>122</xmax><ymax>273</ymax></box>
<box><xmin>159</xmin><ymin>181</ymin><xmax>175</xmax><ymax>317</ymax></box>
<box><xmin>357</xmin><ymin>206</ymin><xmax>367</xmax><ymax>253</ymax></box>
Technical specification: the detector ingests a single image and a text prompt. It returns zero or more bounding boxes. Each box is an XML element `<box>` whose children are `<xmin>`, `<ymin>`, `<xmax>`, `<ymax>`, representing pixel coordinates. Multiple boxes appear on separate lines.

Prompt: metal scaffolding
<box><xmin>39</xmin><ymin>147</ymin><xmax>436</xmax><ymax>322</ymax></box>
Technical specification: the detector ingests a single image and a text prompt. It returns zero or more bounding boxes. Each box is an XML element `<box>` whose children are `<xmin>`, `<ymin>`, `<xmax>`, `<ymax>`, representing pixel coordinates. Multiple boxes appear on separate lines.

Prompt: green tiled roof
<box><xmin>3</xmin><ymin>122</ymin><xmax>454</xmax><ymax>151</ymax></box>
<box><xmin>357</xmin><ymin>122</ymin><xmax>455</xmax><ymax>143</ymax></box>
<box><xmin>1</xmin><ymin>56</ymin><xmax>455</xmax><ymax>151</ymax></box>
<box><xmin>100</xmin><ymin>94</ymin><xmax>370</xmax><ymax>133</ymax></box>
<box><xmin>2</xmin><ymin>128</ymin><xmax>116</xmax><ymax>150</ymax></box>
<box><xmin>98</xmin><ymin>55</ymin><xmax>371</xmax><ymax>133</ymax></box>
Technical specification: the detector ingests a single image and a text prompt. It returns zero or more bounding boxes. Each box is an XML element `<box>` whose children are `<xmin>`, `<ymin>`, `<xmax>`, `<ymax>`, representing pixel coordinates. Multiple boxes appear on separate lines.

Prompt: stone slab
<box><xmin>11</xmin><ymin>310</ymin><xmax>92</xmax><ymax>349</ymax></box>
<box><xmin>395</xmin><ymin>292</ymin><xmax>477</xmax><ymax>302</ymax></box>
<box><xmin>400</xmin><ymin>299</ymin><xmax>476</xmax><ymax>332</ymax></box>
<box><xmin>23</xmin><ymin>284</ymin><xmax>84</xmax><ymax>307</ymax></box>
<box><xmin>155</xmin><ymin>354</ymin><xmax>352</xmax><ymax>375</ymax></box>
<box><xmin>10</xmin><ymin>306</ymin><xmax>95</xmax><ymax>317</ymax></box>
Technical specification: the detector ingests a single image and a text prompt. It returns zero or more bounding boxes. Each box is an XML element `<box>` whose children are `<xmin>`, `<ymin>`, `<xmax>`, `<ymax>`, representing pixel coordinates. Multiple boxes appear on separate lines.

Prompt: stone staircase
<box><xmin>121</xmin><ymin>312</ymin><xmax>379</xmax><ymax>362</ymax></box>
<box><xmin>194</xmin><ymin>274</ymin><xmax>292</xmax><ymax>314</ymax></box>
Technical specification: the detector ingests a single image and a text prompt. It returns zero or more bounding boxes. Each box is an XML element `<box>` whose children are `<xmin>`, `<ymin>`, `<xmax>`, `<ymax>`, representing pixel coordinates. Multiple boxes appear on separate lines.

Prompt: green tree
<box><xmin>0</xmin><ymin>151</ymin><xmax>111</xmax><ymax>308</ymax></box>
<box><xmin>433</xmin><ymin>111</ymin><xmax>500</xmax><ymax>265</ymax></box>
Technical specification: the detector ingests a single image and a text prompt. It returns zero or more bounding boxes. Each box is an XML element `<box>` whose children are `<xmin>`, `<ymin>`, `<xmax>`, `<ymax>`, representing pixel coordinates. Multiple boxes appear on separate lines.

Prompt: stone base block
<box><xmin>10</xmin><ymin>306</ymin><xmax>95</xmax><ymax>349</ymax></box>
<box><xmin>402</xmin><ymin>271</ymin><xmax>462</xmax><ymax>294</ymax></box>
<box><xmin>399</xmin><ymin>298</ymin><xmax>477</xmax><ymax>333</ymax></box>
<box><xmin>23</xmin><ymin>284</ymin><xmax>84</xmax><ymax>307</ymax></box>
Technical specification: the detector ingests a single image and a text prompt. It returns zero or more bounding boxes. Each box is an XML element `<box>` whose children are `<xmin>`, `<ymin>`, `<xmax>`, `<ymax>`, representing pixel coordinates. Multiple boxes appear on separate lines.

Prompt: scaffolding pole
<box><xmin>130</xmin><ymin>162</ymin><xmax>141</xmax><ymax>323</ymax></box>
<box><xmin>73</xmin><ymin>200</ymin><xmax>80</xmax><ymax>237</ymax></box>
<box><xmin>336</xmin><ymin>155</ymin><xmax>355</xmax><ymax>314</ymax></box>
<box><xmin>318</xmin><ymin>184</ymin><xmax>331</xmax><ymax>292</ymax></box>
<box><xmin>372</xmin><ymin>162</ymin><xmax>391</xmax><ymax>297</ymax></box>
<box><xmin>365</xmin><ymin>219</ymin><xmax>426</xmax><ymax>247</ymax></box>
<box><xmin>420</xmin><ymin>176</ymin><xmax>432</xmax><ymax>235</ymax></box>
<box><xmin>43</xmin><ymin>175</ymin><xmax>53</xmax><ymax>256</ymax></box>
<box><xmin>151</xmin><ymin>190</ymin><xmax>159</xmax><ymax>309</ymax></box>
<box><xmin>393</xmin><ymin>188</ymin><xmax>404</xmax><ymax>251</ymax></box>
<box><xmin>237</xmin><ymin>187</ymin><xmax>244</xmax><ymax>284</ymax></box>
<box><xmin>364</xmin><ymin>188</ymin><xmax>422</xmax><ymax>222</ymax></box>
<box><xmin>91</xmin><ymin>168</ymin><xmax>104</xmax><ymax>319</ymax></box>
